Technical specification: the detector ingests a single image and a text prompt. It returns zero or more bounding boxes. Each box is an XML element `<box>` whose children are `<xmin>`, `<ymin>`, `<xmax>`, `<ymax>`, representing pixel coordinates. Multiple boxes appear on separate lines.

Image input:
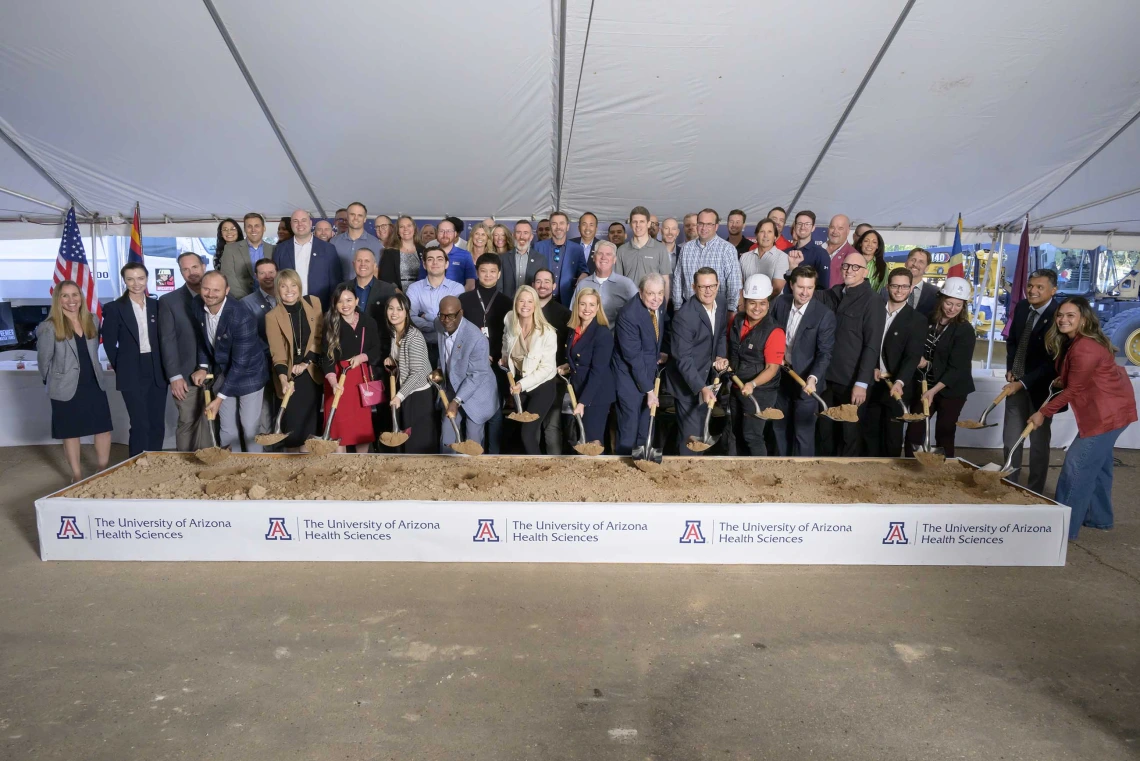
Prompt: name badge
<box><xmin>747</xmin><ymin>343</ymin><xmax>754</xmax><ymax>350</ymax></box>
<box><xmin>481</xmin><ymin>327</ymin><xmax>490</xmax><ymax>338</ymax></box>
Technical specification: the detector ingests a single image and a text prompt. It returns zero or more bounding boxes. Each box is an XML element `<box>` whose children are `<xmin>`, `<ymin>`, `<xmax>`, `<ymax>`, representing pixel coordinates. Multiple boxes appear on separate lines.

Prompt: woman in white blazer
<box><xmin>501</xmin><ymin>285</ymin><xmax>557</xmax><ymax>454</ymax></box>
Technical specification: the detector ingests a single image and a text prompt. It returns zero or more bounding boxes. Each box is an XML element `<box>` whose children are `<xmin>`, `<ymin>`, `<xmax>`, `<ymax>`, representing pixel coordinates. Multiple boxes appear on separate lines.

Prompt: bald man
<box><xmin>271</xmin><ymin>209</ymin><xmax>345</xmax><ymax>308</ymax></box>
<box><xmin>435</xmin><ymin>295</ymin><xmax>497</xmax><ymax>453</ymax></box>
<box><xmin>825</xmin><ymin>214</ymin><xmax>857</xmax><ymax>288</ymax></box>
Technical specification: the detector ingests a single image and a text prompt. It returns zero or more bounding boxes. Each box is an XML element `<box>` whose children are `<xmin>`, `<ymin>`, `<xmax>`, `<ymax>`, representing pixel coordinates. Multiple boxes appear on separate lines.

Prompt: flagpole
<box><xmin>983</xmin><ymin>228</ymin><xmax>1006</xmax><ymax>369</ymax></box>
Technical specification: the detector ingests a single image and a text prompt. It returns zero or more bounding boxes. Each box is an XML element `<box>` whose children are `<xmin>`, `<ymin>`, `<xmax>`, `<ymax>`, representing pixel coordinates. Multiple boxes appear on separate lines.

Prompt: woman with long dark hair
<box><xmin>213</xmin><ymin>218</ymin><xmax>243</xmax><ymax>270</ymax></box>
<box><xmin>854</xmin><ymin>229</ymin><xmax>888</xmax><ymax>292</ymax></box>
<box><xmin>381</xmin><ymin>292</ymin><xmax>436</xmax><ymax>453</ymax></box>
<box><xmin>905</xmin><ymin>277</ymin><xmax>976</xmax><ymax>457</ymax></box>
<box><xmin>379</xmin><ymin>215</ymin><xmax>426</xmax><ymax>291</ymax></box>
<box><xmin>1029</xmin><ymin>297</ymin><xmax>1136</xmax><ymax>538</ymax></box>
<box><xmin>321</xmin><ymin>284</ymin><xmax>381</xmax><ymax>453</ymax></box>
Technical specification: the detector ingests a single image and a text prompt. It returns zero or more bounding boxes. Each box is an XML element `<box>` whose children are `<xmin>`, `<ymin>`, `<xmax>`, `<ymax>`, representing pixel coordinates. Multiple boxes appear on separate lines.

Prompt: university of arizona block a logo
<box><xmin>265</xmin><ymin>518</ymin><xmax>292</xmax><ymax>540</ymax></box>
<box><xmin>679</xmin><ymin>520</ymin><xmax>705</xmax><ymax>544</ymax></box>
<box><xmin>472</xmin><ymin>519</ymin><xmax>499</xmax><ymax>542</ymax></box>
<box><xmin>56</xmin><ymin>516</ymin><xmax>84</xmax><ymax>539</ymax></box>
<box><xmin>882</xmin><ymin>521</ymin><xmax>908</xmax><ymax>545</ymax></box>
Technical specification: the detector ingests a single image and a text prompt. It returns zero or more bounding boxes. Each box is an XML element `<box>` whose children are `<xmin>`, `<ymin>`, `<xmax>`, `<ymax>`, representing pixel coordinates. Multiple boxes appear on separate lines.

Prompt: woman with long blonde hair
<box><xmin>466</xmin><ymin>223</ymin><xmax>491</xmax><ymax>259</ymax></box>
<box><xmin>489</xmin><ymin>223</ymin><xmax>515</xmax><ymax>255</ymax></box>
<box><xmin>559</xmin><ymin>287</ymin><xmax>615</xmax><ymax>448</ymax></box>
<box><xmin>36</xmin><ymin>281</ymin><xmax>113</xmax><ymax>481</ymax></box>
<box><xmin>501</xmin><ymin>285</ymin><xmax>557</xmax><ymax>453</ymax></box>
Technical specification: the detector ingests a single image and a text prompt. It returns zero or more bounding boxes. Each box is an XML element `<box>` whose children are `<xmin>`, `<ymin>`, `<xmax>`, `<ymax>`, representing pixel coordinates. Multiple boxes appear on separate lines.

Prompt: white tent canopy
<box><xmin>2</xmin><ymin>0</ymin><xmax>1139</xmax><ymax>246</ymax></box>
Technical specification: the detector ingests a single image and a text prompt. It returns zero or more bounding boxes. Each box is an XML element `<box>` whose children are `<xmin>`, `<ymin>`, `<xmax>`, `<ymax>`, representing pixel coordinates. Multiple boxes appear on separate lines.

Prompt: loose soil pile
<box><xmin>62</xmin><ymin>453</ymin><xmax>1048</xmax><ymax>505</ymax></box>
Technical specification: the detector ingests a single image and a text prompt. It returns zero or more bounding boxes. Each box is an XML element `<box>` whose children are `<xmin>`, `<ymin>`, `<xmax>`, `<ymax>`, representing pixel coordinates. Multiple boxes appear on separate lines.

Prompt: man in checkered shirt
<box><xmin>671</xmin><ymin>208</ymin><xmax>743</xmax><ymax>320</ymax></box>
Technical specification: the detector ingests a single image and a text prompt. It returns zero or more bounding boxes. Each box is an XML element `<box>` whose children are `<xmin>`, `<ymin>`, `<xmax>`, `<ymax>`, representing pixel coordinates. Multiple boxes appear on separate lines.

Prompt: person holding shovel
<box><xmin>501</xmin><ymin>285</ymin><xmax>558</xmax><ymax>454</ymax></box>
<box><xmin>665</xmin><ymin>267</ymin><xmax>729</xmax><ymax>456</ymax></box>
<box><xmin>727</xmin><ymin>274</ymin><xmax>785</xmax><ymax>456</ymax></box>
<box><xmin>435</xmin><ymin>295</ymin><xmax>497</xmax><ymax>454</ymax></box>
<box><xmin>560</xmin><ymin>287</ymin><xmax>616</xmax><ymax>450</ymax></box>
<box><xmin>904</xmin><ymin>277</ymin><xmax>976</xmax><ymax>458</ymax></box>
<box><xmin>382</xmin><ymin>292</ymin><xmax>436</xmax><ymax>454</ymax></box>
<box><xmin>1027</xmin><ymin>297</ymin><xmax>1136</xmax><ymax>539</ymax></box>
<box><xmin>612</xmin><ymin>273</ymin><xmax>670</xmax><ymax>456</ymax></box>
<box><xmin>321</xmin><ymin>283</ymin><xmax>382</xmax><ymax>453</ymax></box>
<box><xmin>265</xmin><ymin>269</ymin><xmax>324</xmax><ymax>451</ymax></box>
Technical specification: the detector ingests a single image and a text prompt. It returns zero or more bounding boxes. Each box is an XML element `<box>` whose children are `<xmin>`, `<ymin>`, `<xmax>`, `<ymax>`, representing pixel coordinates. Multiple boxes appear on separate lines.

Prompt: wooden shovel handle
<box><xmin>389</xmin><ymin>374</ymin><xmax>398</xmax><ymax>399</ymax></box>
<box><xmin>648</xmin><ymin>377</ymin><xmax>661</xmax><ymax>419</ymax></box>
<box><xmin>993</xmin><ymin>385</ymin><xmax>1015</xmax><ymax>405</ymax></box>
<box><xmin>329</xmin><ymin>376</ymin><xmax>346</xmax><ymax>411</ymax></box>
<box><xmin>203</xmin><ymin>374</ymin><xmax>215</xmax><ymax>420</ymax></box>
<box><xmin>279</xmin><ymin>380</ymin><xmax>295</xmax><ymax>411</ymax></box>
<box><xmin>1020</xmin><ymin>421</ymin><xmax>1036</xmax><ymax>438</ymax></box>
<box><xmin>566</xmin><ymin>382</ymin><xmax>579</xmax><ymax>408</ymax></box>
<box><xmin>437</xmin><ymin>386</ymin><xmax>453</xmax><ymax>416</ymax></box>
<box><xmin>921</xmin><ymin>378</ymin><xmax>931</xmax><ymax>417</ymax></box>
<box><xmin>731</xmin><ymin>374</ymin><xmax>749</xmax><ymax>394</ymax></box>
<box><xmin>785</xmin><ymin>367</ymin><xmax>808</xmax><ymax>389</ymax></box>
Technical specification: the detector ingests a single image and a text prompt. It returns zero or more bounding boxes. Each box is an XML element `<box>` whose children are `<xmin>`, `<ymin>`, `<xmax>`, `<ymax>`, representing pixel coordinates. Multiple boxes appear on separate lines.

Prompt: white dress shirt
<box><xmin>294</xmin><ymin>236</ymin><xmax>313</xmax><ymax>295</ymax></box>
<box><xmin>785</xmin><ymin>301</ymin><xmax>808</xmax><ymax>348</ymax></box>
<box><xmin>204</xmin><ymin>300</ymin><xmax>225</xmax><ymax>347</ymax></box>
<box><xmin>130</xmin><ymin>297</ymin><xmax>151</xmax><ymax>353</ymax></box>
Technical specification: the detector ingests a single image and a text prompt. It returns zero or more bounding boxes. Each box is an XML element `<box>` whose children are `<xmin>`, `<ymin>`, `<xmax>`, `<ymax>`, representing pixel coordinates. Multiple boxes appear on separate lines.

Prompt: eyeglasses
<box><xmin>841</xmin><ymin>263</ymin><xmax>866</xmax><ymax>272</ymax></box>
<box><xmin>887</xmin><ymin>284</ymin><xmax>911</xmax><ymax>291</ymax></box>
<box><xmin>695</xmin><ymin>284</ymin><xmax>719</xmax><ymax>291</ymax></box>
<box><xmin>438</xmin><ymin>311</ymin><xmax>461</xmax><ymax>320</ymax></box>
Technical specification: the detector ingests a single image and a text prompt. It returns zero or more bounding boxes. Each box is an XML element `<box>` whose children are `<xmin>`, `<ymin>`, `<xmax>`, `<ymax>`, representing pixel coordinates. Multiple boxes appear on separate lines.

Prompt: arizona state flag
<box><xmin>947</xmin><ymin>213</ymin><xmax>966</xmax><ymax>279</ymax></box>
<box><xmin>128</xmin><ymin>202</ymin><xmax>147</xmax><ymax>294</ymax></box>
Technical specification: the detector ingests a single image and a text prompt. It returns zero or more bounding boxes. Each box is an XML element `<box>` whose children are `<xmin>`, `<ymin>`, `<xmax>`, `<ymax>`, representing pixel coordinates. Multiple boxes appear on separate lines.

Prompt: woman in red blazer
<box><xmin>1029</xmin><ymin>297</ymin><xmax>1137</xmax><ymax>539</ymax></box>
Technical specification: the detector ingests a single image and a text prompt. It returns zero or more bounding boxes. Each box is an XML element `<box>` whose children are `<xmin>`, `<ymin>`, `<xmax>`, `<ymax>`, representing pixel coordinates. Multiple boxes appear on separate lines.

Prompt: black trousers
<box><xmin>817</xmin><ymin>383</ymin><xmax>863</xmax><ymax>457</ymax></box>
<box><xmin>503</xmin><ymin>379</ymin><xmax>556</xmax><ymax>454</ymax></box>
<box><xmin>730</xmin><ymin>387</ymin><xmax>778</xmax><ymax>456</ymax></box>
<box><xmin>674</xmin><ymin>392</ymin><xmax>710</xmax><ymax>456</ymax></box>
<box><xmin>862</xmin><ymin>382</ymin><xmax>906</xmax><ymax>457</ymax></box>
<box><xmin>773</xmin><ymin>375</ymin><xmax>818</xmax><ymax>456</ymax></box>
<box><xmin>399</xmin><ymin>387</ymin><xmax>438</xmax><ymax>454</ymax></box>
<box><xmin>122</xmin><ymin>359</ymin><xmax>167</xmax><ymax>456</ymax></box>
<box><xmin>905</xmin><ymin>394</ymin><xmax>967</xmax><ymax>458</ymax></box>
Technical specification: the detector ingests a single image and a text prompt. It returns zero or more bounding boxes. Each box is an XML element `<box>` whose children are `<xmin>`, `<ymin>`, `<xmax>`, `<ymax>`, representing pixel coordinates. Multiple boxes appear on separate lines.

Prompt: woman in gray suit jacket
<box><xmin>37</xmin><ymin>280</ymin><xmax>113</xmax><ymax>481</ymax></box>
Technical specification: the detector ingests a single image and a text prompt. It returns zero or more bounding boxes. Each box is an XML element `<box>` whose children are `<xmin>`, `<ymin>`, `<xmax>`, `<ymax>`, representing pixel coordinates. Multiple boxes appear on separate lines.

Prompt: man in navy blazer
<box><xmin>611</xmin><ymin>273</ymin><xmax>670</xmax><ymax>455</ymax></box>
<box><xmin>435</xmin><ymin>297</ymin><xmax>498</xmax><ymax>453</ymax></box>
<box><xmin>533</xmin><ymin>212</ymin><xmax>588</xmax><ymax>306</ymax></box>
<box><xmin>665</xmin><ymin>267</ymin><xmax>729</xmax><ymax>456</ymax></box>
<box><xmin>190</xmin><ymin>272</ymin><xmax>270</xmax><ymax>452</ymax></box>
<box><xmin>772</xmin><ymin>265</ymin><xmax>836</xmax><ymax>455</ymax></box>
<box><xmin>272</xmin><ymin>209</ymin><xmax>345</xmax><ymax>310</ymax></box>
<box><xmin>102</xmin><ymin>262</ymin><xmax>168</xmax><ymax>456</ymax></box>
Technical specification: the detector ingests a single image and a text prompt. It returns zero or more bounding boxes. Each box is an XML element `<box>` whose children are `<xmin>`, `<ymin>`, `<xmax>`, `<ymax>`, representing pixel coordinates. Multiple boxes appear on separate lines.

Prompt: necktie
<box><xmin>909</xmin><ymin>285</ymin><xmax>919</xmax><ymax>308</ymax></box>
<box><xmin>650</xmin><ymin>309</ymin><xmax>659</xmax><ymax>342</ymax></box>
<box><xmin>1011</xmin><ymin>310</ymin><xmax>1037</xmax><ymax>379</ymax></box>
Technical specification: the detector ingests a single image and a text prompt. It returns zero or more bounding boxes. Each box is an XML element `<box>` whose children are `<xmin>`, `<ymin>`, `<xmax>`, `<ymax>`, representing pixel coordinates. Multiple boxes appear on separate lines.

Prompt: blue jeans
<box><xmin>1055</xmin><ymin>426</ymin><xmax>1125</xmax><ymax>540</ymax></box>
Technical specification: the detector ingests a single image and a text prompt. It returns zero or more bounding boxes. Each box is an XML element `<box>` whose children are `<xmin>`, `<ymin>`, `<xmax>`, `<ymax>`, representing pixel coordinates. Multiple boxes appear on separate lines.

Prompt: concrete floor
<box><xmin>1</xmin><ymin>444</ymin><xmax>1137</xmax><ymax>761</ymax></box>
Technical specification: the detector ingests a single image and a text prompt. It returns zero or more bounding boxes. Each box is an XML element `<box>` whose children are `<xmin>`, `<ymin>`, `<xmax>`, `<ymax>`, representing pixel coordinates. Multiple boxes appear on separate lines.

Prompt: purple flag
<box><xmin>1002</xmin><ymin>216</ymin><xmax>1030</xmax><ymax>339</ymax></box>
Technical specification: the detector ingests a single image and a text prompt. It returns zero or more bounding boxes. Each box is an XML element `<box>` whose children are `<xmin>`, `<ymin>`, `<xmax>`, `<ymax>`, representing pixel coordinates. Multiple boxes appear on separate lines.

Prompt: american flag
<box><xmin>53</xmin><ymin>207</ymin><xmax>101</xmax><ymax>320</ymax></box>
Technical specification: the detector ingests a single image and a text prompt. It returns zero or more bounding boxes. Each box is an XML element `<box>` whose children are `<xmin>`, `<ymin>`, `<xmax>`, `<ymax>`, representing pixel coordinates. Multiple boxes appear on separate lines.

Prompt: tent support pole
<box><xmin>553</xmin><ymin>0</ymin><xmax>568</xmax><ymax>211</ymax></box>
<box><xmin>786</xmin><ymin>0</ymin><xmax>917</xmax><ymax>213</ymax></box>
<box><xmin>0</xmin><ymin>125</ymin><xmax>89</xmax><ymax>216</ymax></box>
<box><xmin>1033</xmin><ymin>185</ymin><xmax>1140</xmax><ymax>225</ymax></box>
<box><xmin>0</xmin><ymin>186</ymin><xmax>67</xmax><ymax>213</ymax></box>
<box><xmin>985</xmin><ymin>228</ymin><xmax>1007</xmax><ymax>370</ymax></box>
<box><xmin>200</xmin><ymin>0</ymin><xmax>326</xmax><ymax>218</ymax></box>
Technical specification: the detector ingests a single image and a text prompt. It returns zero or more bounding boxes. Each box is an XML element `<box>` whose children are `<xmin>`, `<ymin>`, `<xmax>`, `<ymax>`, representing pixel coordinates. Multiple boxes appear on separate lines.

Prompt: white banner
<box><xmin>37</xmin><ymin>497</ymin><xmax>1070</xmax><ymax>566</ymax></box>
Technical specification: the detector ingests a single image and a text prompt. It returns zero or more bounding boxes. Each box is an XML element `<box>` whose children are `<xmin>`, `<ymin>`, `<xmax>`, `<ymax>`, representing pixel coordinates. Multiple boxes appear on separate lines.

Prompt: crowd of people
<box><xmin>37</xmin><ymin>202</ymin><xmax>1136</xmax><ymax>539</ymax></box>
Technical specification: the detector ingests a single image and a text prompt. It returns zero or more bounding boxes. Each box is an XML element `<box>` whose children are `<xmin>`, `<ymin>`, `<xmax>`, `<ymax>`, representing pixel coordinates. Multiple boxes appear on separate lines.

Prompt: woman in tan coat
<box><xmin>265</xmin><ymin>269</ymin><xmax>324</xmax><ymax>450</ymax></box>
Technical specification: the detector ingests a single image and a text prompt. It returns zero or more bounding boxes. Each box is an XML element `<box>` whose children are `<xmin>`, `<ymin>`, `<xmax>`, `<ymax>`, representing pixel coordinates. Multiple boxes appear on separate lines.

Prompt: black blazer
<box><xmin>101</xmin><ymin>294</ymin><xmax>166</xmax><ymax>391</ymax></box>
<box><xmin>1005</xmin><ymin>298</ymin><xmax>1058</xmax><ymax>407</ymax></box>
<box><xmin>379</xmin><ymin>245</ymin><xmax>426</xmax><ymax>289</ymax></box>
<box><xmin>818</xmin><ymin>281</ymin><xmax>886</xmax><ymax>388</ymax></box>
<box><xmin>772</xmin><ymin>293</ymin><xmax>835</xmax><ymax>391</ymax></box>
<box><xmin>542</xmin><ymin>299</ymin><xmax>571</xmax><ymax>364</ymax></box>
<box><xmin>665</xmin><ymin>294</ymin><xmax>728</xmax><ymax>398</ymax></box>
<box><xmin>343</xmin><ymin>277</ymin><xmax>398</xmax><ymax>327</ymax></box>
<box><xmin>925</xmin><ymin>321</ymin><xmax>976</xmax><ymax>399</ymax></box>
<box><xmin>499</xmin><ymin>249</ymin><xmax>547</xmax><ymax>298</ymax></box>
<box><xmin>879</xmin><ymin>304</ymin><xmax>926</xmax><ymax>388</ymax></box>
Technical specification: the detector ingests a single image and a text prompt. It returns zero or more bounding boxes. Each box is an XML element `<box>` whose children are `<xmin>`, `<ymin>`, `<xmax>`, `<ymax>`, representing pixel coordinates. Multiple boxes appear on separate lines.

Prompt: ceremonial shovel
<box><xmin>974</xmin><ymin>382</ymin><xmax>1062</xmax><ymax>487</ymax></box>
<box><xmin>255</xmin><ymin>374</ymin><xmax>298</xmax><ymax>446</ymax></box>
<box><xmin>783</xmin><ymin>366</ymin><xmax>859</xmax><ymax>422</ymax></box>
<box><xmin>194</xmin><ymin>374</ymin><xmax>230</xmax><ymax>465</ymax></box>
<box><xmin>429</xmin><ymin>369</ymin><xmax>483</xmax><ymax>455</ymax></box>
<box><xmin>881</xmin><ymin>375</ymin><xmax>923</xmax><ymax>422</ymax></box>
<box><xmin>913</xmin><ymin>374</ymin><xmax>945</xmax><ymax>468</ymax></box>
<box><xmin>379</xmin><ymin>374</ymin><xmax>410</xmax><ymax>448</ymax></box>
<box><xmin>686</xmin><ymin>373</ymin><xmax>726</xmax><ymax>452</ymax></box>
<box><xmin>305</xmin><ymin>371</ymin><xmax>345</xmax><ymax>455</ymax></box>
<box><xmin>564</xmin><ymin>379</ymin><xmax>603</xmax><ymax>456</ymax></box>
<box><xmin>632</xmin><ymin>375</ymin><xmax>663</xmax><ymax>471</ymax></box>
<box><xmin>957</xmin><ymin>385</ymin><xmax>1015</xmax><ymax>430</ymax></box>
<box><xmin>730</xmin><ymin>375</ymin><xmax>784</xmax><ymax>420</ymax></box>
<box><xmin>505</xmin><ymin>368</ymin><xmax>540</xmax><ymax>422</ymax></box>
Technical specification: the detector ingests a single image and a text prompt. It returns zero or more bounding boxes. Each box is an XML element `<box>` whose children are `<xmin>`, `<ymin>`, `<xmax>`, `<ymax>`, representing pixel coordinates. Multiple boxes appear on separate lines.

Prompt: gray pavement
<box><xmin>1</xmin><ymin>443</ymin><xmax>1137</xmax><ymax>760</ymax></box>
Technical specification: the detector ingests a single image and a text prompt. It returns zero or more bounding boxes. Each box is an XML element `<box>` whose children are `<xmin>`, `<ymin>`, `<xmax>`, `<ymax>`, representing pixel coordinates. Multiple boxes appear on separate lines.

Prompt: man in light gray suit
<box><xmin>434</xmin><ymin>296</ymin><xmax>497</xmax><ymax>454</ymax></box>
<box><xmin>218</xmin><ymin>213</ymin><xmax>275</xmax><ymax>300</ymax></box>
<box><xmin>158</xmin><ymin>252</ymin><xmax>209</xmax><ymax>451</ymax></box>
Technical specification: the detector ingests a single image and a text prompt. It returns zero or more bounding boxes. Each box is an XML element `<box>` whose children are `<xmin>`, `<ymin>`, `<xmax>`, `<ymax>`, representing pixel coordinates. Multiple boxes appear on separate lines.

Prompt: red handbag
<box><xmin>355</xmin><ymin>326</ymin><xmax>386</xmax><ymax>407</ymax></box>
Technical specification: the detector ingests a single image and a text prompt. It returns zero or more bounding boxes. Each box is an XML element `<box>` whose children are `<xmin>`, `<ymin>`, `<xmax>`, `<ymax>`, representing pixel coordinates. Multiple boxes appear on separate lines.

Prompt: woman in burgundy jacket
<box><xmin>1029</xmin><ymin>297</ymin><xmax>1137</xmax><ymax>539</ymax></box>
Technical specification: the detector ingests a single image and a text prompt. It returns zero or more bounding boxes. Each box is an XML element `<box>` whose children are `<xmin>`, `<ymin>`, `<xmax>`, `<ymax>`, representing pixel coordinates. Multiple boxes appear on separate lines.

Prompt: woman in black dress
<box><xmin>265</xmin><ymin>269</ymin><xmax>324</xmax><ymax>450</ymax></box>
<box><xmin>380</xmin><ymin>292</ymin><xmax>436</xmax><ymax>453</ymax></box>
<box><xmin>36</xmin><ymin>280</ymin><xmax>113</xmax><ymax>481</ymax></box>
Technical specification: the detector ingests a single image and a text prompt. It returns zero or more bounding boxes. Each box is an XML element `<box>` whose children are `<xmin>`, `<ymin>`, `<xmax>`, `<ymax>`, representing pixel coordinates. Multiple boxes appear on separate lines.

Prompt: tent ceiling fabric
<box><xmin>1</xmin><ymin>0</ymin><xmax>1139</xmax><ymax>237</ymax></box>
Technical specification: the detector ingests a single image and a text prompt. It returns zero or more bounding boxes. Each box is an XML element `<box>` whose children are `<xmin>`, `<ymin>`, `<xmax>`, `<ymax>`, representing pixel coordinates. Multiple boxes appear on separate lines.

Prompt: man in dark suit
<box><xmin>816</xmin><ymin>252</ymin><xmax>884</xmax><ymax>455</ymax></box>
<box><xmin>460</xmin><ymin>254</ymin><xmax>514</xmax><ymax>453</ymax></box>
<box><xmin>102</xmin><ymin>262</ymin><xmax>167</xmax><ymax>456</ymax></box>
<box><xmin>612</xmin><ymin>273</ymin><xmax>670</xmax><ymax>455</ymax></box>
<box><xmin>272</xmin><ymin>209</ymin><xmax>345</xmax><ymax>310</ymax></box>
<box><xmin>240</xmin><ymin>258</ymin><xmax>278</xmax><ymax>342</ymax></box>
<box><xmin>534</xmin><ymin>269</ymin><xmax>571</xmax><ymax>453</ymax></box>
<box><xmin>816</xmin><ymin>252</ymin><xmax>885</xmax><ymax>456</ymax></box>
<box><xmin>903</xmin><ymin>248</ymin><xmax>938</xmax><ymax>317</ymax></box>
<box><xmin>772</xmin><ymin>265</ymin><xmax>835</xmax><ymax>455</ymax></box>
<box><xmin>862</xmin><ymin>268</ymin><xmax>926</xmax><ymax>456</ymax></box>
<box><xmin>665</xmin><ymin>267</ymin><xmax>729</xmax><ymax>456</ymax></box>
<box><xmin>571</xmin><ymin>211</ymin><xmax>601</xmax><ymax>266</ymax></box>
<box><xmin>499</xmin><ymin>220</ymin><xmax>545</xmax><ymax>298</ymax></box>
<box><xmin>533</xmin><ymin>212</ymin><xmax>588</xmax><ymax>306</ymax></box>
<box><xmin>158</xmin><ymin>252</ymin><xmax>209</xmax><ymax>451</ymax></box>
<box><xmin>218</xmin><ymin>213</ymin><xmax>274</xmax><ymax>300</ymax></box>
<box><xmin>343</xmin><ymin>247</ymin><xmax>397</xmax><ymax>325</ymax></box>
<box><xmin>1002</xmin><ymin>268</ymin><xmax>1059</xmax><ymax>494</ymax></box>
<box><xmin>190</xmin><ymin>271</ymin><xmax>270</xmax><ymax>452</ymax></box>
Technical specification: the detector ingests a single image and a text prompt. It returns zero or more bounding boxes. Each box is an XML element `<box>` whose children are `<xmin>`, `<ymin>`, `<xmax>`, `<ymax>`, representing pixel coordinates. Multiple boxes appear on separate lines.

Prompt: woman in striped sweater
<box><xmin>381</xmin><ymin>292</ymin><xmax>436</xmax><ymax>453</ymax></box>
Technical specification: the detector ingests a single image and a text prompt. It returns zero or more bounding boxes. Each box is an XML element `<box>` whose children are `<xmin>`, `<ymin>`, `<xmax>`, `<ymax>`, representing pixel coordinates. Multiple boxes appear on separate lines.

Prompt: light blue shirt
<box><xmin>406</xmin><ymin>277</ymin><xmax>464</xmax><ymax>341</ymax></box>
<box><xmin>248</xmin><ymin>242</ymin><xmax>265</xmax><ymax>270</ymax></box>
<box><xmin>575</xmin><ymin>272</ymin><xmax>638</xmax><ymax>329</ymax></box>
<box><xmin>331</xmin><ymin>230</ymin><xmax>382</xmax><ymax>279</ymax></box>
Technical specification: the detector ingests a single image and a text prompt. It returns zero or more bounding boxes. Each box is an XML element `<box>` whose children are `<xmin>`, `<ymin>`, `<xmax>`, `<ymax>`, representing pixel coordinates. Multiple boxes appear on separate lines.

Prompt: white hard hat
<box><xmin>742</xmin><ymin>274</ymin><xmax>774</xmax><ymax>300</ymax></box>
<box><xmin>940</xmin><ymin>276</ymin><xmax>972</xmax><ymax>301</ymax></box>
